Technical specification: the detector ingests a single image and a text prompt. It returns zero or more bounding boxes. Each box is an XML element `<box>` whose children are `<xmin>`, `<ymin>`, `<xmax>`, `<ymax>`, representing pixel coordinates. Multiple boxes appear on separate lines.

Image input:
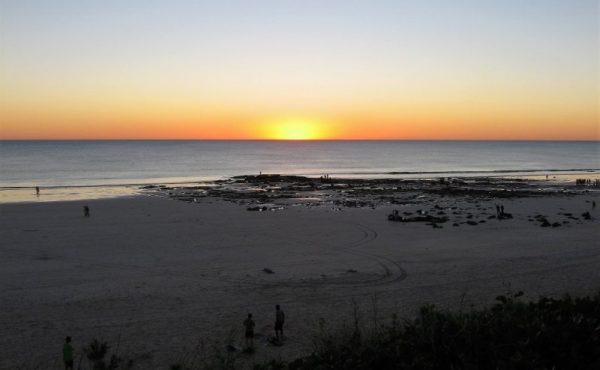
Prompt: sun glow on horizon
<box><xmin>262</xmin><ymin>118</ymin><xmax>330</xmax><ymax>140</ymax></box>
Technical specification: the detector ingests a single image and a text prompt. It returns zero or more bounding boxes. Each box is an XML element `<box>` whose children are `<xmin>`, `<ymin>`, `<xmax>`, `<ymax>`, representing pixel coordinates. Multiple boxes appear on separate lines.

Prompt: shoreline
<box><xmin>2</xmin><ymin>170</ymin><xmax>599</xmax><ymax>204</ymax></box>
<box><xmin>2</xmin><ymin>168</ymin><xmax>599</xmax><ymax>188</ymax></box>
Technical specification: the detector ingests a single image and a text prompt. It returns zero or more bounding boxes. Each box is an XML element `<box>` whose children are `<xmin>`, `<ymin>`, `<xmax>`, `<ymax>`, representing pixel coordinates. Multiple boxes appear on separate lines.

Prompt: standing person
<box><xmin>243</xmin><ymin>313</ymin><xmax>255</xmax><ymax>349</ymax></box>
<box><xmin>63</xmin><ymin>336</ymin><xmax>74</xmax><ymax>370</ymax></box>
<box><xmin>274</xmin><ymin>304</ymin><xmax>285</xmax><ymax>340</ymax></box>
<box><xmin>83</xmin><ymin>206</ymin><xmax>90</xmax><ymax>217</ymax></box>
<box><xmin>35</xmin><ymin>186</ymin><xmax>40</xmax><ymax>196</ymax></box>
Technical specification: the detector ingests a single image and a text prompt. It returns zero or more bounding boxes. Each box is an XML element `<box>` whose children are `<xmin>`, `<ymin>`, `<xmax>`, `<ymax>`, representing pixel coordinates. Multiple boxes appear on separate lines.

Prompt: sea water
<box><xmin>1</xmin><ymin>140</ymin><xmax>598</xmax><ymax>202</ymax></box>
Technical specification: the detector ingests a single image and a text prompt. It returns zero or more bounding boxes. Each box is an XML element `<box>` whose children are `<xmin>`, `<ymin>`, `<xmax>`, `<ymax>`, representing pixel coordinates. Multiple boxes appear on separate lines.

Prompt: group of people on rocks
<box><xmin>495</xmin><ymin>204</ymin><xmax>505</xmax><ymax>217</ymax></box>
<box><xmin>494</xmin><ymin>203</ymin><xmax>514</xmax><ymax>219</ymax></box>
<box><xmin>575</xmin><ymin>178</ymin><xmax>600</xmax><ymax>187</ymax></box>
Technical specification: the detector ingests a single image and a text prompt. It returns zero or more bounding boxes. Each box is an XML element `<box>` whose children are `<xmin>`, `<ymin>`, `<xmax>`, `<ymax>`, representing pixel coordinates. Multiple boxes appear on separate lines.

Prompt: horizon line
<box><xmin>1</xmin><ymin>138</ymin><xmax>599</xmax><ymax>142</ymax></box>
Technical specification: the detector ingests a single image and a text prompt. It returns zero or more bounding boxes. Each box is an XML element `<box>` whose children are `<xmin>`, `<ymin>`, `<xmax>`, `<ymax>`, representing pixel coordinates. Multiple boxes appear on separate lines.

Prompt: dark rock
<box><xmin>248</xmin><ymin>206</ymin><xmax>268</xmax><ymax>212</ymax></box>
<box><xmin>263</xmin><ymin>268</ymin><xmax>274</xmax><ymax>274</ymax></box>
<box><xmin>388</xmin><ymin>214</ymin><xmax>449</xmax><ymax>223</ymax></box>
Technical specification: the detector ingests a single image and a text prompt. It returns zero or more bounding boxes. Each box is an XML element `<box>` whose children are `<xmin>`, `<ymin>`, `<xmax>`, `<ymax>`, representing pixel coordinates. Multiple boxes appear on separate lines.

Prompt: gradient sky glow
<box><xmin>0</xmin><ymin>0</ymin><xmax>598</xmax><ymax>140</ymax></box>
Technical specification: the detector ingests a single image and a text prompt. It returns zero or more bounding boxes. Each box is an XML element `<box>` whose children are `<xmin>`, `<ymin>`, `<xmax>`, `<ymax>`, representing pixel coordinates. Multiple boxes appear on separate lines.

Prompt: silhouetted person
<box><xmin>593</xmin><ymin>201</ymin><xmax>596</xmax><ymax>209</ymax></box>
<box><xmin>35</xmin><ymin>186</ymin><xmax>40</xmax><ymax>196</ymax></box>
<box><xmin>275</xmin><ymin>304</ymin><xmax>285</xmax><ymax>340</ymax></box>
<box><xmin>244</xmin><ymin>313</ymin><xmax>255</xmax><ymax>348</ymax></box>
<box><xmin>63</xmin><ymin>336</ymin><xmax>74</xmax><ymax>370</ymax></box>
<box><xmin>495</xmin><ymin>204</ymin><xmax>500</xmax><ymax>217</ymax></box>
<box><xmin>500</xmin><ymin>205</ymin><xmax>504</xmax><ymax>215</ymax></box>
<box><xmin>83</xmin><ymin>206</ymin><xmax>90</xmax><ymax>217</ymax></box>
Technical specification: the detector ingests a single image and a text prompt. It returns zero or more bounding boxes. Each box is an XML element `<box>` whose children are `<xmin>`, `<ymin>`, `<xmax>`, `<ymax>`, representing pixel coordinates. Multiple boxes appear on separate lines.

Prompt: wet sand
<box><xmin>0</xmin><ymin>177</ymin><xmax>599</xmax><ymax>368</ymax></box>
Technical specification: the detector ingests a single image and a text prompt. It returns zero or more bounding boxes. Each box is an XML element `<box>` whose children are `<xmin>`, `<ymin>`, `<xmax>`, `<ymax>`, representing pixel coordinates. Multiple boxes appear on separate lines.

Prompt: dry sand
<box><xmin>1</xmin><ymin>186</ymin><xmax>599</xmax><ymax>368</ymax></box>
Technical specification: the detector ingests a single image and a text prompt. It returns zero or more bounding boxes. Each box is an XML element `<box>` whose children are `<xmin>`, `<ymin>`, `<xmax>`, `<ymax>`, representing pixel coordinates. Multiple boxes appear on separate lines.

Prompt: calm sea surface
<box><xmin>1</xmin><ymin>141</ymin><xmax>598</xmax><ymax>188</ymax></box>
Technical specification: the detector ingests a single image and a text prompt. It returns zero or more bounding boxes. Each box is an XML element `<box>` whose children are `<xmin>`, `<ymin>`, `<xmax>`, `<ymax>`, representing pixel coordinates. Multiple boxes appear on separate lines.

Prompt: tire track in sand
<box><xmin>258</xmin><ymin>222</ymin><xmax>407</xmax><ymax>289</ymax></box>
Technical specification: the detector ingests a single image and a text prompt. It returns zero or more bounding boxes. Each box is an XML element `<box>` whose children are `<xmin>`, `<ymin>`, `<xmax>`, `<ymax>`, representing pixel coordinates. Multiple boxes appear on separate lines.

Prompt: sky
<box><xmin>0</xmin><ymin>0</ymin><xmax>598</xmax><ymax>140</ymax></box>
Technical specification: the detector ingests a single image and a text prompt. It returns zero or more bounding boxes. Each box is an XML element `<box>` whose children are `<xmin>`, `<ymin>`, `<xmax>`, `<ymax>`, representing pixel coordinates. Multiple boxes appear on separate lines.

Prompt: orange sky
<box><xmin>1</xmin><ymin>1</ymin><xmax>598</xmax><ymax>140</ymax></box>
<box><xmin>1</xmin><ymin>88</ymin><xmax>596</xmax><ymax>140</ymax></box>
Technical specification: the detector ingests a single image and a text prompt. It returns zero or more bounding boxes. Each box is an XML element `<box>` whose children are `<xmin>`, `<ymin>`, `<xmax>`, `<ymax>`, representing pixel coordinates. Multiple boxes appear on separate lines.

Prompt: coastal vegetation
<box><xmin>78</xmin><ymin>290</ymin><xmax>600</xmax><ymax>369</ymax></box>
<box><xmin>285</xmin><ymin>291</ymin><xmax>600</xmax><ymax>370</ymax></box>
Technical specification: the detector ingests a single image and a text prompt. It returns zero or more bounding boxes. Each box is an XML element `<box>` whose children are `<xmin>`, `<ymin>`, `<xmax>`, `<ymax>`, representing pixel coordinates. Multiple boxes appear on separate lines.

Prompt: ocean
<box><xmin>1</xmin><ymin>140</ymin><xmax>598</xmax><ymax>202</ymax></box>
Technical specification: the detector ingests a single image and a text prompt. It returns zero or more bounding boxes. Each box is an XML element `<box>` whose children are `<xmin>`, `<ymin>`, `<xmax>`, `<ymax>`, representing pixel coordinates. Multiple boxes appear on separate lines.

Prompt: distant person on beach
<box><xmin>63</xmin><ymin>336</ymin><xmax>74</xmax><ymax>370</ymax></box>
<box><xmin>593</xmin><ymin>201</ymin><xmax>596</xmax><ymax>209</ymax></box>
<box><xmin>495</xmin><ymin>204</ymin><xmax>500</xmax><ymax>217</ymax></box>
<box><xmin>500</xmin><ymin>205</ymin><xmax>504</xmax><ymax>215</ymax></box>
<box><xmin>35</xmin><ymin>186</ymin><xmax>40</xmax><ymax>196</ymax></box>
<box><xmin>83</xmin><ymin>206</ymin><xmax>90</xmax><ymax>217</ymax></box>
<box><xmin>244</xmin><ymin>313</ymin><xmax>255</xmax><ymax>348</ymax></box>
<box><xmin>275</xmin><ymin>304</ymin><xmax>285</xmax><ymax>340</ymax></box>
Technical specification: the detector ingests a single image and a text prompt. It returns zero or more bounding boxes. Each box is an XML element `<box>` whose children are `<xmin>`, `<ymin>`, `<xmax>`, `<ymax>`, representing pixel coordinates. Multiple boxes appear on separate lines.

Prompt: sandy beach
<box><xmin>1</xmin><ymin>177</ymin><xmax>599</xmax><ymax>369</ymax></box>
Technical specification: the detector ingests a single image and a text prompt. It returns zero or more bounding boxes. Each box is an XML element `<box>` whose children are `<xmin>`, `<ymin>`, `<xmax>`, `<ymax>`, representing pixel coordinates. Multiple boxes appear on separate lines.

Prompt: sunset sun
<box><xmin>264</xmin><ymin>118</ymin><xmax>328</xmax><ymax>140</ymax></box>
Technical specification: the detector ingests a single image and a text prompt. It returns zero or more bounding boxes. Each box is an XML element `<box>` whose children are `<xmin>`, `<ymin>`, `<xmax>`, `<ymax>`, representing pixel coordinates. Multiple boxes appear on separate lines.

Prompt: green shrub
<box><xmin>289</xmin><ymin>291</ymin><xmax>600</xmax><ymax>369</ymax></box>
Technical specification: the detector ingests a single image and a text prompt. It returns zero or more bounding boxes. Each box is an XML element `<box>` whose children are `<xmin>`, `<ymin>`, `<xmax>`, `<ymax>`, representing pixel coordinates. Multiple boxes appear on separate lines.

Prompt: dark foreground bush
<box><xmin>82</xmin><ymin>338</ymin><xmax>135</xmax><ymax>370</ymax></box>
<box><xmin>258</xmin><ymin>291</ymin><xmax>600</xmax><ymax>370</ymax></box>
